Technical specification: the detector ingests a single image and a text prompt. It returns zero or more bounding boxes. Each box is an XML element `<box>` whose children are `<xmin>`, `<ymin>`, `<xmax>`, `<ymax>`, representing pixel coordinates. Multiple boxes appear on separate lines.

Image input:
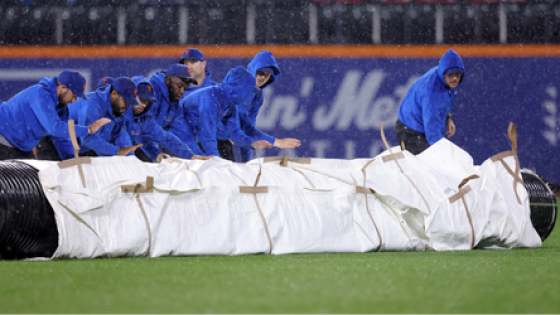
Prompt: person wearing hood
<box><xmin>79</xmin><ymin>77</ymin><xmax>143</xmax><ymax>157</ymax></box>
<box><xmin>179</xmin><ymin>48</ymin><xmax>217</xmax><ymax>99</ymax></box>
<box><xmin>230</xmin><ymin>50</ymin><xmax>300</xmax><ymax>162</ymax></box>
<box><xmin>37</xmin><ymin>76</ymin><xmax>117</xmax><ymax>161</ymax></box>
<box><xmin>0</xmin><ymin>70</ymin><xmax>110</xmax><ymax>160</ymax></box>
<box><xmin>181</xmin><ymin>66</ymin><xmax>280</xmax><ymax>157</ymax></box>
<box><xmin>395</xmin><ymin>49</ymin><xmax>465</xmax><ymax>155</ymax></box>
<box><xmin>128</xmin><ymin>76</ymin><xmax>212</xmax><ymax>162</ymax></box>
<box><xmin>149</xmin><ymin>64</ymin><xmax>198</xmax><ymax>140</ymax></box>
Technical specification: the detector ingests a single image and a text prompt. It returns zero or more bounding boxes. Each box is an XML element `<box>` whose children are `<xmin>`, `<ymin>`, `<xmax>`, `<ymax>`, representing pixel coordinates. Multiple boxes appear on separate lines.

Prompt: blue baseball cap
<box><xmin>137</xmin><ymin>82</ymin><xmax>155</xmax><ymax>102</ymax></box>
<box><xmin>166</xmin><ymin>64</ymin><xmax>198</xmax><ymax>85</ymax></box>
<box><xmin>180</xmin><ymin>48</ymin><xmax>204</xmax><ymax>63</ymax></box>
<box><xmin>112</xmin><ymin>77</ymin><xmax>138</xmax><ymax>107</ymax></box>
<box><xmin>96</xmin><ymin>77</ymin><xmax>114</xmax><ymax>89</ymax></box>
<box><xmin>58</xmin><ymin>70</ymin><xmax>87</xmax><ymax>100</ymax></box>
<box><xmin>445</xmin><ymin>67</ymin><xmax>464</xmax><ymax>75</ymax></box>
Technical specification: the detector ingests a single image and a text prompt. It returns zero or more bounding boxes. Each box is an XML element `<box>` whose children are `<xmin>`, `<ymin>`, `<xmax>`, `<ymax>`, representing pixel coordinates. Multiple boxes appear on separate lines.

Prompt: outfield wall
<box><xmin>0</xmin><ymin>45</ymin><xmax>559</xmax><ymax>184</ymax></box>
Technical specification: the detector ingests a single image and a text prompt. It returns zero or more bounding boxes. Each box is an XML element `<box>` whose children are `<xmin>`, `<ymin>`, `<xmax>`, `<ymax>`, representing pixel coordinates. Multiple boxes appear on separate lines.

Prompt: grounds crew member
<box><xmin>128</xmin><ymin>76</ymin><xmax>212</xmax><ymax>162</ymax></box>
<box><xmin>0</xmin><ymin>70</ymin><xmax>109</xmax><ymax>160</ymax></box>
<box><xmin>181</xmin><ymin>66</ymin><xmax>300</xmax><ymax>158</ymax></box>
<box><xmin>179</xmin><ymin>48</ymin><xmax>217</xmax><ymax>99</ymax></box>
<box><xmin>79</xmin><ymin>77</ymin><xmax>142</xmax><ymax>157</ymax></box>
<box><xmin>234</xmin><ymin>50</ymin><xmax>295</xmax><ymax>162</ymax></box>
<box><xmin>395</xmin><ymin>49</ymin><xmax>464</xmax><ymax>155</ymax></box>
<box><xmin>149</xmin><ymin>64</ymin><xmax>197</xmax><ymax>143</ymax></box>
<box><xmin>37</xmin><ymin>76</ymin><xmax>117</xmax><ymax>160</ymax></box>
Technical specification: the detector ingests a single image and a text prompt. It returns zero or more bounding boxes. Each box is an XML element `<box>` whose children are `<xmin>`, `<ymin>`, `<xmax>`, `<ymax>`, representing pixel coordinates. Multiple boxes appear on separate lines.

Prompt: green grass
<box><xmin>1</xmin><ymin>201</ymin><xmax>559</xmax><ymax>313</ymax></box>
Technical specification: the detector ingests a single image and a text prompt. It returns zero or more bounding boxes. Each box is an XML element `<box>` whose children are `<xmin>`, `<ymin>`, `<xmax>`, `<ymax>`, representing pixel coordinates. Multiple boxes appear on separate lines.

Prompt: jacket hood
<box><xmin>437</xmin><ymin>49</ymin><xmax>465</xmax><ymax>86</ymax></box>
<box><xmin>90</xmin><ymin>86</ymin><xmax>120</xmax><ymax>120</ymax></box>
<box><xmin>40</xmin><ymin>77</ymin><xmax>58</xmax><ymax>98</ymax></box>
<box><xmin>247</xmin><ymin>50</ymin><xmax>281</xmax><ymax>89</ymax></box>
<box><xmin>151</xmin><ymin>71</ymin><xmax>171</xmax><ymax>103</ymax></box>
<box><xmin>131</xmin><ymin>76</ymin><xmax>155</xmax><ymax>118</ymax></box>
<box><xmin>219</xmin><ymin>66</ymin><xmax>256</xmax><ymax>106</ymax></box>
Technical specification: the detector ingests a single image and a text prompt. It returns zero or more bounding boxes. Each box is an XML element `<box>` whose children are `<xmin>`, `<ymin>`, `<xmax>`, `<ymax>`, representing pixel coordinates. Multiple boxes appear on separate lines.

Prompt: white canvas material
<box><xmin>32</xmin><ymin>139</ymin><xmax>541</xmax><ymax>259</ymax></box>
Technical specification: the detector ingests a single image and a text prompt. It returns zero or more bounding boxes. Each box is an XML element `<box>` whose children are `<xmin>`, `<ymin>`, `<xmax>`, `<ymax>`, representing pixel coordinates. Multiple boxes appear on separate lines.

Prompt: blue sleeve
<box><xmin>80</xmin><ymin>105</ymin><xmax>119</xmax><ymax>156</ymax></box>
<box><xmin>238</xmin><ymin>112</ymin><xmax>275</xmax><ymax>144</ymax></box>
<box><xmin>421</xmin><ymin>93</ymin><xmax>446</xmax><ymax>145</ymax></box>
<box><xmin>139</xmin><ymin>140</ymin><xmax>161</xmax><ymax>162</ymax></box>
<box><xmin>115</xmin><ymin>127</ymin><xmax>134</xmax><ymax>156</ymax></box>
<box><xmin>29</xmin><ymin>94</ymin><xmax>88</xmax><ymax>138</ymax></box>
<box><xmin>52</xmin><ymin>136</ymin><xmax>76</xmax><ymax>160</ymax></box>
<box><xmin>142</xmin><ymin>120</ymin><xmax>194</xmax><ymax>160</ymax></box>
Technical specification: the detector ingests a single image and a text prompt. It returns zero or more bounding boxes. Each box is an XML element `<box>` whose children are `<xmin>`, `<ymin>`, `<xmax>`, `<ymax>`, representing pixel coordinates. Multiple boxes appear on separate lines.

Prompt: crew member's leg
<box><xmin>395</xmin><ymin>119</ymin><xmax>430</xmax><ymax>155</ymax></box>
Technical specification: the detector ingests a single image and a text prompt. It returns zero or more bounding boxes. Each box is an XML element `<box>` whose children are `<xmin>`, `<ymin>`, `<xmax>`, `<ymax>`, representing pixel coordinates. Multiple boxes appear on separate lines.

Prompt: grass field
<box><xmin>1</xmin><ymin>201</ymin><xmax>559</xmax><ymax>313</ymax></box>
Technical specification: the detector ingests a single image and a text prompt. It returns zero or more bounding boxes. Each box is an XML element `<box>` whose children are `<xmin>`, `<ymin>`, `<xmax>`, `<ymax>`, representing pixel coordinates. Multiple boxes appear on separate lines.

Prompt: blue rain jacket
<box><xmin>0</xmin><ymin>77</ymin><xmax>88</xmax><ymax>152</ymax></box>
<box><xmin>181</xmin><ymin>69</ymin><xmax>217</xmax><ymax>99</ymax></box>
<box><xmin>149</xmin><ymin>71</ymin><xmax>193</xmax><ymax>143</ymax></box>
<box><xmin>181</xmin><ymin>66</ymin><xmax>269</xmax><ymax>157</ymax></box>
<box><xmin>128</xmin><ymin>76</ymin><xmax>194</xmax><ymax>161</ymax></box>
<box><xmin>397</xmin><ymin>49</ymin><xmax>465</xmax><ymax>145</ymax></box>
<box><xmin>79</xmin><ymin>87</ymin><xmax>133</xmax><ymax>156</ymax></box>
<box><xmin>235</xmin><ymin>50</ymin><xmax>281</xmax><ymax>161</ymax></box>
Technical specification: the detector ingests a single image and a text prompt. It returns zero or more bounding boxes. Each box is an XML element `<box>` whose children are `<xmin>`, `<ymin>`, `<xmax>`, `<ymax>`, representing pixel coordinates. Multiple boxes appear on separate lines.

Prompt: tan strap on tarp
<box><xmin>121</xmin><ymin>177</ymin><xmax>155</xmax><ymax>256</ymax></box>
<box><xmin>401</xmin><ymin>141</ymin><xmax>406</xmax><ymax>151</ymax></box>
<box><xmin>448</xmin><ymin>185</ymin><xmax>476</xmax><ymax>249</ymax></box>
<box><xmin>380</xmin><ymin>122</ymin><xmax>431</xmax><ymax>214</ymax></box>
<box><xmin>239</xmin><ymin>185</ymin><xmax>272</xmax><ymax>254</ymax></box>
<box><xmin>263</xmin><ymin>156</ymin><xmax>311</xmax><ymax>165</ymax></box>
<box><xmin>356</xmin><ymin>186</ymin><xmax>375</xmax><ymax>195</ymax></box>
<box><xmin>459</xmin><ymin>174</ymin><xmax>480</xmax><ymax>189</ymax></box>
<box><xmin>135</xmin><ymin>193</ymin><xmax>152</xmax><ymax>257</ymax></box>
<box><xmin>449</xmin><ymin>185</ymin><xmax>472</xmax><ymax>204</ymax></box>
<box><xmin>239</xmin><ymin>186</ymin><xmax>268</xmax><ymax>194</ymax></box>
<box><xmin>490</xmin><ymin>123</ymin><xmax>525</xmax><ymax>204</ymax></box>
<box><xmin>121</xmin><ymin>176</ymin><xmax>155</xmax><ymax>193</ymax></box>
<box><xmin>58</xmin><ymin>157</ymin><xmax>92</xmax><ymax>188</ymax></box>
<box><xmin>68</xmin><ymin>119</ymin><xmax>80</xmax><ymax>159</ymax></box>
<box><xmin>359</xmin><ymin>158</ymin><xmax>382</xmax><ymax>251</ymax></box>
<box><xmin>382</xmin><ymin>152</ymin><xmax>405</xmax><ymax>163</ymax></box>
<box><xmin>292</xmin><ymin>168</ymin><xmax>316</xmax><ymax>189</ymax></box>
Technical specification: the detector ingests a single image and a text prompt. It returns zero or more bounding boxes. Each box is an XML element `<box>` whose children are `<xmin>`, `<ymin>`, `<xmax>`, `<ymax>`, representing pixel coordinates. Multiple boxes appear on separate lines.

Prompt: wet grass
<box><xmin>1</xmin><ymin>202</ymin><xmax>559</xmax><ymax>313</ymax></box>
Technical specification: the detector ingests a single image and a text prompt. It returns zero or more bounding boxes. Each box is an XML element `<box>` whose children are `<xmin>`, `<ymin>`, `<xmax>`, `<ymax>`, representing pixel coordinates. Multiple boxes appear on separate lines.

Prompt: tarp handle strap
<box><xmin>263</xmin><ymin>156</ymin><xmax>311</xmax><ymax>165</ymax></box>
<box><xmin>360</xmin><ymin>159</ymin><xmax>382</xmax><ymax>251</ymax></box>
<box><xmin>57</xmin><ymin>157</ymin><xmax>91</xmax><ymax>189</ymax></box>
<box><xmin>490</xmin><ymin>123</ymin><xmax>525</xmax><ymax>205</ymax></box>
<box><xmin>68</xmin><ymin>119</ymin><xmax>80</xmax><ymax>159</ymax></box>
<box><xmin>380</xmin><ymin>122</ymin><xmax>431</xmax><ymax>214</ymax></box>
<box><xmin>459</xmin><ymin>174</ymin><xmax>480</xmax><ymax>189</ymax></box>
<box><xmin>292</xmin><ymin>168</ymin><xmax>316</xmax><ymax>189</ymax></box>
<box><xmin>449</xmin><ymin>185</ymin><xmax>476</xmax><ymax>249</ymax></box>
<box><xmin>239</xmin><ymin>186</ymin><xmax>272</xmax><ymax>254</ymax></box>
<box><xmin>120</xmin><ymin>177</ymin><xmax>155</xmax><ymax>257</ymax></box>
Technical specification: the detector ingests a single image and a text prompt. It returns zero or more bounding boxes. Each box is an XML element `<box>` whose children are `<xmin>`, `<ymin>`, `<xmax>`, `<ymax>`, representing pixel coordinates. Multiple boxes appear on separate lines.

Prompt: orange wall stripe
<box><xmin>1</xmin><ymin>45</ymin><xmax>560</xmax><ymax>59</ymax></box>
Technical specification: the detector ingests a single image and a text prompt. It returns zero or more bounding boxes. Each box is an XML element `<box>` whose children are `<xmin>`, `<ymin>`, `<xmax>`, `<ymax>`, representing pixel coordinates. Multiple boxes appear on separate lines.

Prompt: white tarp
<box><xmin>33</xmin><ymin>138</ymin><xmax>541</xmax><ymax>259</ymax></box>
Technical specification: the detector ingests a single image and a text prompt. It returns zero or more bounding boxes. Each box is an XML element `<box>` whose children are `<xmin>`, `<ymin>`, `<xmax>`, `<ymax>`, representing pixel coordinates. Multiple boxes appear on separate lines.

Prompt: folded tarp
<box><xmin>33</xmin><ymin>138</ymin><xmax>541</xmax><ymax>259</ymax></box>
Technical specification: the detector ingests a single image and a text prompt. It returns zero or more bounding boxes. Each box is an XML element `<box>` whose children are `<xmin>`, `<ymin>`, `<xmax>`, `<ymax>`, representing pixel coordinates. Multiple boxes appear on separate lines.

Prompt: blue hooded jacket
<box><xmin>397</xmin><ymin>49</ymin><xmax>465</xmax><ymax>145</ymax></box>
<box><xmin>181</xmin><ymin>69</ymin><xmax>217</xmax><ymax>100</ymax></box>
<box><xmin>128</xmin><ymin>76</ymin><xmax>195</xmax><ymax>161</ymax></box>
<box><xmin>79</xmin><ymin>87</ymin><xmax>133</xmax><ymax>156</ymax></box>
<box><xmin>233</xmin><ymin>50</ymin><xmax>281</xmax><ymax>161</ymax></box>
<box><xmin>181</xmin><ymin>66</ymin><xmax>270</xmax><ymax>157</ymax></box>
<box><xmin>0</xmin><ymin>77</ymin><xmax>88</xmax><ymax>152</ymax></box>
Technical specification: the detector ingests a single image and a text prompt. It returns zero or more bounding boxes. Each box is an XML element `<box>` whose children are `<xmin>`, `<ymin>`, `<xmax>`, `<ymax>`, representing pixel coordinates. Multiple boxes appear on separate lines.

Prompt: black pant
<box><xmin>0</xmin><ymin>142</ymin><xmax>35</xmax><ymax>160</ymax></box>
<box><xmin>217</xmin><ymin>139</ymin><xmax>235</xmax><ymax>162</ymax></box>
<box><xmin>394</xmin><ymin>119</ymin><xmax>430</xmax><ymax>155</ymax></box>
<box><xmin>36</xmin><ymin>136</ymin><xmax>62</xmax><ymax>161</ymax></box>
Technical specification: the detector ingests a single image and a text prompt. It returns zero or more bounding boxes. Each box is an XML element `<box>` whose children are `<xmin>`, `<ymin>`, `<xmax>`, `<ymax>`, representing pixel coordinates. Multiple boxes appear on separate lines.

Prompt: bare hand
<box><xmin>89</xmin><ymin>118</ymin><xmax>111</xmax><ymax>134</ymax></box>
<box><xmin>191</xmin><ymin>155</ymin><xmax>214</xmax><ymax>160</ymax></box>
<box><xmin>251</xmin><ymin>140</ymin><xmax>273</xmax><ymax>150</ymax></box>
<box><xmin>273</xmin><ymin>138</ymin><xmax>301</xmax><ymax>149</ymax></box>
<box><xmin>117</xmin><ymin>144</ymin><xmax>143</xmax><ymax>156</ymax></box>
<box><xmin>446</xmin><ymin>117</ymin><xmax>456</xmax><ymax>138</ymax></box>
